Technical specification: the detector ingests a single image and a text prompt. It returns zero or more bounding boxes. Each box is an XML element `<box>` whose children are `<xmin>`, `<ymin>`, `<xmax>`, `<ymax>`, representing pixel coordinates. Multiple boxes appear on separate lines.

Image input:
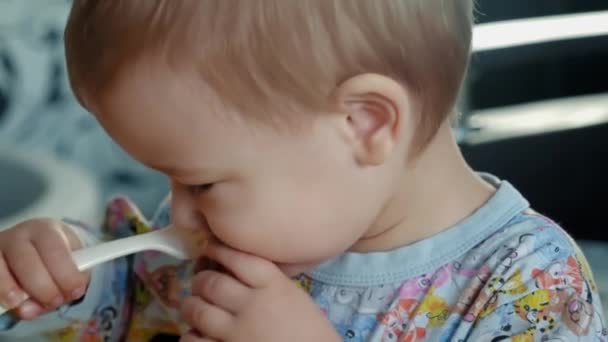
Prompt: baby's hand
<box><xmin>0</xmin><ymin>219</ymin><xmax>89</xmax><ymax>320</ymax></box>
<box><xmin>180</xmin><ymin>244</ymin><xmax>340</xmax><ymax>342</ymax></box>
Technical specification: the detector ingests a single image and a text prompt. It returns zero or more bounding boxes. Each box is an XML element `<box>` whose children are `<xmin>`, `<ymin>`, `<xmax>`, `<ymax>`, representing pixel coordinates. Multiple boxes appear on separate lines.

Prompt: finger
<box><xmin>58</xmin><ymin>222</ymin><xmax>86</xmax><ymax>251</ymax></box>
<box><xmin>191</xmin><ymin>270</ymin><xmax>251</xmax><ymax>314</ymax></box>
<box><xmin>180</xmin><ymin>330</ymin><xmax>217</xmax><ymax>342</ymax></box>
<box><xmin>31</xmin><ymin>230</ymin><xmax>89</xmax><ymax>301</ymax></box>
<box><xmin>5</xmin><ymin>242</ymin><xmax>65</xmax><ymax>310</ymax></box>
<box><xmin>180</xmin><ymin>296</ymin><xmax>233</xmax><ymax>340</ymax></box>
<box><xmin>0</xmin><ymin>253</ymin><xmax>28</xmax><ymax>310</ymax></box>
<box><xmin>205</xmin><ymin>243</ymin><xmax>279</xmax><ymax>288</ymax></box>
<box><xmin>180</xmin><ymin>329</ymin><xmax>217</xmax><ymax>342</ymax></box>
<box><xmin>14</xmin><ymin>299</ymin><xmax>46</xmax><ymax>321</ymax></box>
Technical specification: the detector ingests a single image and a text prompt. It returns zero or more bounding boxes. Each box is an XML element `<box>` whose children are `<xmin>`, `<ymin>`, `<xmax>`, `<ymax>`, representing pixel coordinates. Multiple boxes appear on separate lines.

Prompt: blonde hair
<box><xmin>65</xmin><ymin>0</ymin><xmax>473</xmax><ymax>147</ymax></box>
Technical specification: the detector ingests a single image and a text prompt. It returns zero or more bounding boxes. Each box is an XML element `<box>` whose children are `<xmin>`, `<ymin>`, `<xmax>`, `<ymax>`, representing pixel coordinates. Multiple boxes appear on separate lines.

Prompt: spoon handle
<box><xmin>72</xmin><ymin>232</ymin><xmax>160</xmax><ymax>271</ymax></box>
<box><xmin>0</xmin><ymin>230</ymin><xmax>165</xmax><ymax>317</ymax></box>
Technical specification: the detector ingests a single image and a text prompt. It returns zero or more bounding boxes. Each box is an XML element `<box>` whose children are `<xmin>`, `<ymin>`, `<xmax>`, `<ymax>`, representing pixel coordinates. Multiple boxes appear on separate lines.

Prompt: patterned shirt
<box><xmin>1</xmin><ymin>175</ymin><xmax>606</xmax><ymax>341</ymax></box>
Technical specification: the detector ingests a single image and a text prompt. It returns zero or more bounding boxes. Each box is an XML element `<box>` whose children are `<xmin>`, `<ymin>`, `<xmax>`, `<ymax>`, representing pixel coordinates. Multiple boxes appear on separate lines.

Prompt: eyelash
<box><xmin>190</xmin><ymin>183</ymin><xmax>214</xmax><ymax>195</ymax></box>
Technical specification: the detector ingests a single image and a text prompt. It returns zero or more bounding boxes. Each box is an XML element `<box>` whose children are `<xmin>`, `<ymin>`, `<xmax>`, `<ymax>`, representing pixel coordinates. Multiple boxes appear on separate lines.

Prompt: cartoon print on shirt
<box><xmin>399</xmin><ymin>274</ymin><xmax>433</xmax><ymax>299</ymax></box>
<box><xmin>416</xmin><ymin>289</ymin><xmax>449</xmax><ymax>328</ymax></box>
<box><xmin>378</xmin><ymin>299</ymin><xmax>411</xmax><ymax>340</ymax></box>
<box><xmin>454</xmin><ymin>267</ymin><xmax>491</xmax><ymax>320</ymax></box>
<box><xmin>514</xmin><ymin>289</ymin><xmax>551</xmax><ymax>323</ymax></box>
<box><xmin>358</xmin><ymin>284</ymin><xmax>400</xmax><ymax>314</ymax></box>
<box><xmin>335</xmin><ymin>314</ymin><xmax>377</xmax><ymax>342</ymax></box>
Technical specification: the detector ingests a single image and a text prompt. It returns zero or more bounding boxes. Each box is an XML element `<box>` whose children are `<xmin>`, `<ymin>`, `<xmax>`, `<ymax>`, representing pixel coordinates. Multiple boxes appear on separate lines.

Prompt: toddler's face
<box><xmin>90</xmin><ymin>58</ymin><xmax>396</xmax><ymax>274</ymax></box>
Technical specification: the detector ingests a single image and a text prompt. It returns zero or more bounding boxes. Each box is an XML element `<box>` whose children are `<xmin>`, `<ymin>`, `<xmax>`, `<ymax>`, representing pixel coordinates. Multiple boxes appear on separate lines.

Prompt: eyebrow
<box><xmin>138</xmin><ymin>160</ymin><xmax>183</xmax><ymax>174</ymax></box>
<box><xmin>146</xmin><ymin>162</ymin><xmax>218</xmax><ymax>179</ymax></box>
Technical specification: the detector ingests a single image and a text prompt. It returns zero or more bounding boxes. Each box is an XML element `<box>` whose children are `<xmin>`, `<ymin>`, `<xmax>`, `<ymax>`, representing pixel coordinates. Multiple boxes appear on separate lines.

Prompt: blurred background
<box><xmin>0</xmin><ymin>0</ymin><xmax>606</xmax><ymax>310</ymax></box>
<box><xmin>0</xmin><ymin>0</ymin><xmax>168</xmax><ymax>228</ymax></box>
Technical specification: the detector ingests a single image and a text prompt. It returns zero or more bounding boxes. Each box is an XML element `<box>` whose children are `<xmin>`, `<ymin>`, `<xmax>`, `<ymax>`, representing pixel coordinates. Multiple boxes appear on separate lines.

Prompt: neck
<box><xmin>351</xmin><ymin>123</ymin><xmax>496</xmax><ymax>252</ymax></box>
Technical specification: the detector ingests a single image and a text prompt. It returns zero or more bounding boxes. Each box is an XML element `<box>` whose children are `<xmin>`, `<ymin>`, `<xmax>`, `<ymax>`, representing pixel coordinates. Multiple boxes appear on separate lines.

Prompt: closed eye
<box><xmin>190</xmin><ymin>183</ymin><xmax>214</xmax><ymax>195</ymax></box>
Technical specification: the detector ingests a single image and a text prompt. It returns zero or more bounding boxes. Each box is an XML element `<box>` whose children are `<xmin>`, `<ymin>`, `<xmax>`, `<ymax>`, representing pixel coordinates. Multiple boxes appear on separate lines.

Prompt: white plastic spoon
<box><xmin>0</xmin><ymin>225</ymin><xmax>208</xmax><ymax>316</ymax></box>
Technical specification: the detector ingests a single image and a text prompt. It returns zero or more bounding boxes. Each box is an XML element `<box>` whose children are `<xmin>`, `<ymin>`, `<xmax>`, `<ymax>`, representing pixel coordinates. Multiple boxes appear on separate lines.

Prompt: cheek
<box><xmin>203</xmin><ymin>175</ymin><xmax>383</xmax><ymax>263</ymax></box>
<box><xmin>204</xmin><ymin>191</ymin><xmax>311</xmax><ymax>256</ymax></box>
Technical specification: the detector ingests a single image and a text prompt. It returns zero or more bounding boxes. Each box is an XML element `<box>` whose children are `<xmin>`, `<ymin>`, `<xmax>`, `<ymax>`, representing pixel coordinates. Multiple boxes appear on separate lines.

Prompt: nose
<box><xmin>170</xmin><ymin>181</ymin><xmax>207</xmax><ymax>230</ymax></box>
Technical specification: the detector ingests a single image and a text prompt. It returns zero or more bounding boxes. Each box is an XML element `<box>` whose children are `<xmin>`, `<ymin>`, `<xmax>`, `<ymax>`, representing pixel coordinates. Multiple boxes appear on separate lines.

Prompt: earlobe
<box><xmin>334</xmin><ymin>74</ymin><xmax>408</xmax><ymax>166</ymax></box>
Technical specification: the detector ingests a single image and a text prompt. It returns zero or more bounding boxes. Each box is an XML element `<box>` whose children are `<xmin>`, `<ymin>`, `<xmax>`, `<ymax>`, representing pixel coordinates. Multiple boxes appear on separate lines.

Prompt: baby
<box><xmin>0</xmin><ymin>1</ymin><xmax>606</xmax><ymax>341</ymax></box>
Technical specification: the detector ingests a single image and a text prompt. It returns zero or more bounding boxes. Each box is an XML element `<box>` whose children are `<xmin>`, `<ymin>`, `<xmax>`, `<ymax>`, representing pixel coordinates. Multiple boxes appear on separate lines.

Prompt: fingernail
<box><xmin>5</xmin><ymin>289</ymin><xmax>27</xmax><ymax>308</ymax></box>
<box><xmin>48</xmin><ymin>295</ymin><xmax>64</xmax><ymax>309</ymax></box>
<box><xmin>20</xmin><ymin>301</ymin><xmax>41</xmax><ymax>319</ymax></box>
<box><xmin>71</xmin><ymin>286</ymin><xmax>86</xmax><ymax>300</ymax></box>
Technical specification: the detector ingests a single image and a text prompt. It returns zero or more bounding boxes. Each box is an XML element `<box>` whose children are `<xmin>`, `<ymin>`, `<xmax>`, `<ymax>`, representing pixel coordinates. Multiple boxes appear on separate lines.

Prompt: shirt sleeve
<box><xmin>467</xmin><ymin>239</ymin><xmax>607</xmax><ymax>341</ymax></box>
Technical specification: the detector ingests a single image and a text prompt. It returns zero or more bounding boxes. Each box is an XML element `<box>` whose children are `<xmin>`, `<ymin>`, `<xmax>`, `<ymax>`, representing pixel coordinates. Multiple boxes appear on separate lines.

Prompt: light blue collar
<box><xmin>308</xmin><ymin>174</ymin><xmax>530</xmax><ymax>287</ymax></box>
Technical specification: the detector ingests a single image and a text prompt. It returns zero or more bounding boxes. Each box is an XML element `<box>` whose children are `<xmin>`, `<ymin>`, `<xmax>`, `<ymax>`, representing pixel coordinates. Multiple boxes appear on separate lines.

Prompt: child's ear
<box><xmin>333</xmin><ymin>74</ymin><xmax>410</xmax><ymax>166</ymax></box>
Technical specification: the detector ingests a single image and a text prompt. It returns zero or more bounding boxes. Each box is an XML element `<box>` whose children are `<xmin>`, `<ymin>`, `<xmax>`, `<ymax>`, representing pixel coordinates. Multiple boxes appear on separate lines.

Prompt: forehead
<box><xmin>104</xmin><ymin>55</ymin><xmax>231</xmax><ymax>119</ymax></box>
<box><xmin>91</xmin><ymin>56</ymin><xmax>258</xmax><ymax>171</ymax></box>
